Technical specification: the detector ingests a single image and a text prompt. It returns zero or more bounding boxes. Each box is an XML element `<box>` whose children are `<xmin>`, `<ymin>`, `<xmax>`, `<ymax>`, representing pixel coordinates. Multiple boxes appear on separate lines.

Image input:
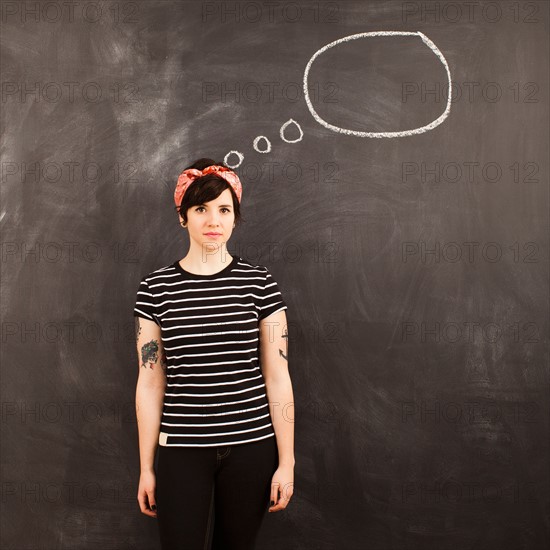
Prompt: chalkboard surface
<box><xmin>2</xmin><ymin>1</ymin><xmax>548</xmax><ymax>549</ymax></box>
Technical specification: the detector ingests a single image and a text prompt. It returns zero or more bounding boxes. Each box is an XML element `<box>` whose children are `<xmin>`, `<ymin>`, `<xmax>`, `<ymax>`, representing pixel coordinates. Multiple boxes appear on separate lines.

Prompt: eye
<box><xmin>196</xmin><ymin>206</ymin><xmax>205</xmax><ymax>212</ymax></box>
<box><xmin>221</xmin><ymin>208</ymin><xmax>231</xmax><ymax>213</ymax></box>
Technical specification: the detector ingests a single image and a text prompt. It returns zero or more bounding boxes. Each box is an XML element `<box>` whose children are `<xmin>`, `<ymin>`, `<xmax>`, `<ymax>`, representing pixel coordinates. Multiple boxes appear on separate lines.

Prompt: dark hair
<box><xmin>176</xmin><ymin>157</ymin><xmax>243</xmax><ymax>226</ymax></box>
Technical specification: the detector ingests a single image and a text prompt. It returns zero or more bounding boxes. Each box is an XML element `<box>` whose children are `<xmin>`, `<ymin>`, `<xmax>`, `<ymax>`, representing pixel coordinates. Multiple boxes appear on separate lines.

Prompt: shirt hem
<box><xmin>158</xmin><ymin>430</ymin><xmax>275</xmax><ymax>447</ymax></box>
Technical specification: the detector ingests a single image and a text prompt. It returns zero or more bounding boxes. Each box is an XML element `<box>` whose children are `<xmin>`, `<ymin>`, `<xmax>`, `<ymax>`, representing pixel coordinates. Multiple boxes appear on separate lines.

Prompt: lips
<box><xmin>204</xmin><ymin>233</ymin><xmax>222</xmax><ymax>236</ymax></box>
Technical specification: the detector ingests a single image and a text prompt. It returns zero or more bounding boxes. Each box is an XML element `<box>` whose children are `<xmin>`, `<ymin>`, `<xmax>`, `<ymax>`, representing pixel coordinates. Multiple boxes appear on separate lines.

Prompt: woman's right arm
<box><xmin>135</xmin><ymin>316</ymin><xmax>167</xmax><ymax>517</ymax></box>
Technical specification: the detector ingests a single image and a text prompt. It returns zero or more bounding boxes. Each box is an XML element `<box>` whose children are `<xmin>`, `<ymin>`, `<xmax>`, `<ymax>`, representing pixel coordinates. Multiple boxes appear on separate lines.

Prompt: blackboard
<box><xmin>2</xmin><ymin>1</ymin><xmax>548</xmax><ymax>549</ymax></box>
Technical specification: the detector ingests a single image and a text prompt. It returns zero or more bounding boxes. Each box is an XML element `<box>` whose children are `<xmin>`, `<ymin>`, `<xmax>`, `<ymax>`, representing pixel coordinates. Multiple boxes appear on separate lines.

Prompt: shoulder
<box><xmin>236</xmin><ymin>258</ymin><xmax>285</xmax><ymax>284</ymax></box>
<box><xmin>140</xmin><ymin>262</ymin><xmax>179</xmax><ymax>286</ymax></box>
<box><xmin>233</xmin><ymin>256</ymin><xmax>268</xmax><ymax>276</ymax></box>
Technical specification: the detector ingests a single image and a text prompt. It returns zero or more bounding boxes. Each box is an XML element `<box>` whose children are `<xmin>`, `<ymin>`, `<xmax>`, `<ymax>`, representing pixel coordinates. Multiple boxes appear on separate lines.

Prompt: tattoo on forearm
<box><xmin>160</xmin><ymin>349</ymin><xmax>167</xmax><ymax>371</ymax></box>
<box><xmin>135</xmin><ymin>317</ymin><xmax>142</xmax><ymax>340</ymax></box>
<box><xmin>279</xmin><ymin>326</ymin><xmax>288</xmax><ymax>361</ymax></box>
<box><xmin>141</xmin><ymin>340</ymin><xmax>160</xmax><ymax>369</ymax></box>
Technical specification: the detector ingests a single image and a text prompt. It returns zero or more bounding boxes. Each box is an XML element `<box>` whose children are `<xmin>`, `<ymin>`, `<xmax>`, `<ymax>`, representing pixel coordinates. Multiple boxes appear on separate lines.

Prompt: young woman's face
<box><xmin>181</xmin><ymin>189</ymin><xmax>236</xmax><ymax>249</ymax></box>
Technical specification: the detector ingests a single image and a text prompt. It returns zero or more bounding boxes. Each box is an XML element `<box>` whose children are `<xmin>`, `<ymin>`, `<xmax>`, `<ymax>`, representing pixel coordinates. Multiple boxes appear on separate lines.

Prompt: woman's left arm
<box><xmin>259</xmin><ymin>308</ymin><xmax>295</xmax><ymax>511</ymax></box>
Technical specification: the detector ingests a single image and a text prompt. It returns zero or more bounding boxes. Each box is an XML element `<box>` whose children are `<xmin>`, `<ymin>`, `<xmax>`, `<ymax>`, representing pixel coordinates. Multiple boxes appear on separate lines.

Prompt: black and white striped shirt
<box><xmin>133</xmin><ymin>254</ymin><xmax>288</xmax><ymax>447</ymax></box>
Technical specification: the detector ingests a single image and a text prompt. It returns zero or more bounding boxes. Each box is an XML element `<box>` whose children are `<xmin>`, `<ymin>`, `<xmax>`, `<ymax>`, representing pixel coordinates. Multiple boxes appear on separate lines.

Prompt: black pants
<box><xmin>156</xmin><ymin>435</ymin><xmax>279</xmax><ymax>550</ymax></box>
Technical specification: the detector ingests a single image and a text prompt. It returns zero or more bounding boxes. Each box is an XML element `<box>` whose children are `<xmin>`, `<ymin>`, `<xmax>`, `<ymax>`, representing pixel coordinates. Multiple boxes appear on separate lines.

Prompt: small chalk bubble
<box><xmin>224</xmin><ymin>150</ymin><xmax>244</xmax><ymax>169</ymax></box>
<box><xmin>253</xmin><ymin>136</ymin><xmax>271</xmax><ymax>153</ymax></box>
<box><xmin>280</xmin><ymin>118</ymin><xmax>304</xmax><ymax>143</ymax></box>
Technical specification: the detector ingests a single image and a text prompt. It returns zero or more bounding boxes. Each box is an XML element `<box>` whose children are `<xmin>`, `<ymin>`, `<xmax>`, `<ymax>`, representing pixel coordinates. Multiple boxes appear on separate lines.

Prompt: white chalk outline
<box><xmin>303</xmin><ymin>31</ymin><xmax>452</xmax><ymax>138</ymax></box>
<box><xmin>253</xmin><ymin>135</ymin><xmax>272</xmax><ymax>153</ymax></box>
<box><xmin>224</xmin><ymin>150</ymin><xmax>244</xmax><ymax>169</ymax></box>
<box><xmin>280</xmin><ymin>118</ymin><xmax>304</xmax><ymax>143</ymax></box>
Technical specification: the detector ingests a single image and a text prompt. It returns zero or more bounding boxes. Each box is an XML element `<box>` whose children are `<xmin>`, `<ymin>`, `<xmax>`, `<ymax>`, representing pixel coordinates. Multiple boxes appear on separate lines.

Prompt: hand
<box><xmin>137</xmin><ymin>470</ymin><xmax>157</xmax><ymax>518</ymax></box>
<box><xmin>268</xmin><ymin>464</ymin><xmax>294</xmax><ymax>512</ymax></box>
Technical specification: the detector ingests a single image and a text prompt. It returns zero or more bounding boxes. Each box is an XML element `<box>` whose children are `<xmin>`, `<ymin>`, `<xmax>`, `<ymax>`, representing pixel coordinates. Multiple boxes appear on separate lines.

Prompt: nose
<box><xmin>206</xmin><ymin>211</ymin><xmax>220</xmax><ymax>225</ymax></box>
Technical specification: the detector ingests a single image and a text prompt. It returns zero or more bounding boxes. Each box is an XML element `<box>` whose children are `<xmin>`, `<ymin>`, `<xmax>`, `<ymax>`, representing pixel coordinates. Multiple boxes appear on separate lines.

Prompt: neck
<box><xmin>179</xmin><ymin>243</ymin><xmax>233</xmax><ymax>275</ymax></box>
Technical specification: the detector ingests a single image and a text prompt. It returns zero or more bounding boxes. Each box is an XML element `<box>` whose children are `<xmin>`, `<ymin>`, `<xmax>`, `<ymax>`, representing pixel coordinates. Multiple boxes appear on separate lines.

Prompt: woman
<box><xmin>133</xmin><ymin>157</ymin><xmax>295</xmax><ymax>549</ymax></box>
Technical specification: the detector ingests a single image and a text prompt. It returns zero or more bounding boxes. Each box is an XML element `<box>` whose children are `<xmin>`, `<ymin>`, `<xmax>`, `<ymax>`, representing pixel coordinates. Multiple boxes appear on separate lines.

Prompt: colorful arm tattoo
<box><xmin>140</xmin><ymin>340</ymin><xmax>160</xmax><ymax>369</ymax></box>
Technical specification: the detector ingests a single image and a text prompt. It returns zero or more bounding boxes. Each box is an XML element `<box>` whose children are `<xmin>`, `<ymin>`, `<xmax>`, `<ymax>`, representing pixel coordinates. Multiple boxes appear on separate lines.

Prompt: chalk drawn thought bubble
<box><xmin>224</xmin><ymin>31</ymin><xmax>452</xmax><ymax>169</ymax></box>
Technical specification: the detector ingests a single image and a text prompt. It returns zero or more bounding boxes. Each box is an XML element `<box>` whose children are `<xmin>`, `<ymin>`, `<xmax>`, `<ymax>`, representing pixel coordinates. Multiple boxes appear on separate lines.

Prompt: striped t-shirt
<box><xmin>133</xmin><ymin>253</ymin><xmax>288</xmax><ymax>447</ymax></box>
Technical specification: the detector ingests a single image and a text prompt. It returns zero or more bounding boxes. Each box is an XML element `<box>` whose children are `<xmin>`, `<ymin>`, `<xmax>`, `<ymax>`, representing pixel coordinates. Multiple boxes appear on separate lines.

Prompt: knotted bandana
<box><xmin>174</xmin><ymin>165</ymin><xmax>243</xmax><ymax>207</ymax></box>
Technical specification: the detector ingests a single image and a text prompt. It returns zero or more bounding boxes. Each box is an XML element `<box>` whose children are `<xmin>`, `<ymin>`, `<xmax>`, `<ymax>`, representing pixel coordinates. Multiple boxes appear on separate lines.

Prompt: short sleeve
<box><xmin>133</xmin><ymin>277</ymin><xmax>160</xmax><ymax>326</ymax></box>
<box><xmin>258</xmin><ymin>267</ymin><xmax>288</xmax><ymax>321</ymax></box>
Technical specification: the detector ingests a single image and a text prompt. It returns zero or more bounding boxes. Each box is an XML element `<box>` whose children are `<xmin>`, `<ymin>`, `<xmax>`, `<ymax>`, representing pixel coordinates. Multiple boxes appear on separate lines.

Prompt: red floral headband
<box><xmin>174</xmin><ymin>165</ymin><xmax>243</xmax><ymax>207</ymax></box>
